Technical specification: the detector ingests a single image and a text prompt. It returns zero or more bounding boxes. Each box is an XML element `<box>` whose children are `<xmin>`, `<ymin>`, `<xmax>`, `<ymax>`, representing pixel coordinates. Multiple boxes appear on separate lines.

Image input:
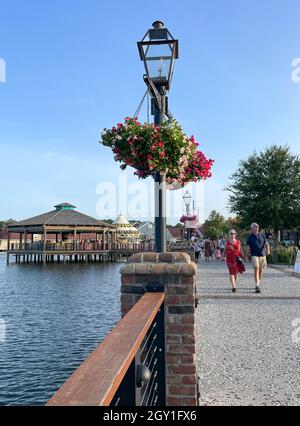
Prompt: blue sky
<box><xmin>0</xmin><ymin>0</ymin><xmax>300</xmax><ymax>223</ymax></box>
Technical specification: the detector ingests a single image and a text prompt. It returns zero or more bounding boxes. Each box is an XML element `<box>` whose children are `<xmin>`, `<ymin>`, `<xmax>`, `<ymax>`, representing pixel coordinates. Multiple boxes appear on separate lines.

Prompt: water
<box><xmin>0</xmin><ymin>254</ymin><xmax>123</xmax><ymax>406</ymax></box>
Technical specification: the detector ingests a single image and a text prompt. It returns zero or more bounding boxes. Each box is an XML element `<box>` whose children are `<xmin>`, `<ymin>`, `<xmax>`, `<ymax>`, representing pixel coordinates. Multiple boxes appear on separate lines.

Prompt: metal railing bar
<box><xmin>144</xmin><ymin>347</ymin><xmax>158</xmax><ymax>371</ymax></box>
<box><xmin>139</xmin><ymin>322</ymin><xmax>157</xmax><ymax>355</ymax></box>
<box><xmin>142</xmin><ymin>370</ymin><xmax>158</xmax><ymax>406</ymax></box>
<box><xmin>149</xmin><ymin>383</ymin><xmax>158</xmax><ymax>406</ymax></box>
<box><xmin>140</xmin><ymin>368</ymin><xmax>158</xmax><ymax>405</ymax></box>
<box><xmin>142</xmin><ymin>335</ymin><xmax>157</xmax><ymax>364</ymax></box>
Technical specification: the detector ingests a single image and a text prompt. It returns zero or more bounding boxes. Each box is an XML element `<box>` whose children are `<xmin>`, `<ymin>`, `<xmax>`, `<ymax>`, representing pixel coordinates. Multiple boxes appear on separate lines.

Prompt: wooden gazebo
<box><xmin>6</xmin><ymin>203</ymin><xmax>116</xmax><ymax>264</ymax></box>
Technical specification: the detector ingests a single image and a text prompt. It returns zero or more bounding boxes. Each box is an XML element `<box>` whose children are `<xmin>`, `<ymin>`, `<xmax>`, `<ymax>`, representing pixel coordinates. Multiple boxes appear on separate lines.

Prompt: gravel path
<box><xmin>195</xmin><ymin>261</ymin><xmax>300</xmax><ymax>406</ymax></box>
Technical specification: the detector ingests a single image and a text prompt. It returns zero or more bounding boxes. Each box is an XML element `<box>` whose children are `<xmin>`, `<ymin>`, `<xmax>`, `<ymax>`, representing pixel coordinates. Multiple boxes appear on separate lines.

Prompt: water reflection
<box><xmin>0</xmin><ymin>255</ymin><xmax>123</xmax><ymax>405</ymax></box>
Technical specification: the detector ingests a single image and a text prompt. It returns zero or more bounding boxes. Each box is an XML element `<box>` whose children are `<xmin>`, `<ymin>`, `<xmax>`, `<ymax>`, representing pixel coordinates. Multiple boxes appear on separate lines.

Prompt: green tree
<box><xmin>103</xmin><ymin>219</ymin><xmax>114</xmax><ymax>224</ymax></box>
<box><xmin>0</xmin><ymin>219</ymin><xmax>15</xmax><ymax>228</ymax></box>
<box><xmin>226</xmin><ymin>216</ymin><xmax>248</xmax><ymax>241</ymax></box>
<box><xmin>204</xmin><ymin>210</ymin><xmax>228</xmax><ymax>240</ymax></box>
<box><xmin>227</xmin><ymin>145</ymin><xmax>300</xmax><ymax>249</ymax></box>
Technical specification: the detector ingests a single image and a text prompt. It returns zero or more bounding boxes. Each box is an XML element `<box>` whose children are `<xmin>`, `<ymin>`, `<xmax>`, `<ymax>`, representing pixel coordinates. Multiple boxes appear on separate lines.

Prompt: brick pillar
<box><xmin>120</xmin><ymin>252</ymin><xmax>197</xmax><ymax>406</ymax></box>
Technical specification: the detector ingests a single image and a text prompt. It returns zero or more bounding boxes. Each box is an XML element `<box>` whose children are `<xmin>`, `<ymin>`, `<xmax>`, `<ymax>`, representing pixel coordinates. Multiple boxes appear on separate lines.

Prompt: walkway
<box><xmin>196</xmin><ymin>261</ymin><xmax>300</xmax><ymax>406</ymax></box>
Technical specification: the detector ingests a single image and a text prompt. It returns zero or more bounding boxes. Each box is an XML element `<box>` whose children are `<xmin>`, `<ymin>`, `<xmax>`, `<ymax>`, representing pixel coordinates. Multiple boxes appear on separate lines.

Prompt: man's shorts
<box><xmin>251</xmin><ymin>256</ymin><xmax>267</xmax><ymax>270</ymax></box>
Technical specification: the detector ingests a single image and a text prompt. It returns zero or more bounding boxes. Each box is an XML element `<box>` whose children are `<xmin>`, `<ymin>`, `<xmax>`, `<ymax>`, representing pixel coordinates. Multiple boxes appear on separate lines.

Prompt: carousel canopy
<box><xmin>113</xmin><ymin>214</ymin><xmax>140</xmax><ymax>235</ymax></box>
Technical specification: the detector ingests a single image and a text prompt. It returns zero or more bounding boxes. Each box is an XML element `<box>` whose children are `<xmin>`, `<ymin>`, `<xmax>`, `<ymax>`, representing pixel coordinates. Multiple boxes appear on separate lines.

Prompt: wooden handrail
<box><xmin>47</xmin><ymin>292</ymin><xmax>165</xmax><ymax>406</ymax></box>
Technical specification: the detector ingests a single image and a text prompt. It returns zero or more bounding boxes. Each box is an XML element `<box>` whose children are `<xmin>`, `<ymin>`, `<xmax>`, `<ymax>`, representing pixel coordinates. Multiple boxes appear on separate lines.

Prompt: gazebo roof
<box><xmin>7</xmin><ymin>204</ymin><xmax>114</xmax><ymax>229</ymax></box>
<box><xmin>113</xmin><ymin>214</ymin><xmax>140</xmax><ymax>234</ymax></box>
<box><xmin>113</xmin><ymin>214</ymin><xmax>131</xmax><ymax>226</ymax></box>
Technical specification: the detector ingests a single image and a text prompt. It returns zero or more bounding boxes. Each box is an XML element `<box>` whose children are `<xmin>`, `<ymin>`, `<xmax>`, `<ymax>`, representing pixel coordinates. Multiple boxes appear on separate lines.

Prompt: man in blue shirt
<box><xmin>246</xmin><ymin>223</ymin><xmax>267</xmax><ymax>294</ymax></box>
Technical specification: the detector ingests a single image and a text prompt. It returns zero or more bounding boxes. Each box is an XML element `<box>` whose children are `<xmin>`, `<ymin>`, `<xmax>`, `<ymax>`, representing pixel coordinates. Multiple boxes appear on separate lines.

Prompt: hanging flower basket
<box><xmin>166</xmin><ymin>180</ymin><xmax>189</xmax><ymax>191</ymax></box>
<box><xmin>100</xmin><ymin>117</ymin><xmax>214</xmax><ymax>187</ymax></box>
<box><xmin>180</xmin><ymin>215</ymin><xmax>198</xmax><ymax>224</ymax></box>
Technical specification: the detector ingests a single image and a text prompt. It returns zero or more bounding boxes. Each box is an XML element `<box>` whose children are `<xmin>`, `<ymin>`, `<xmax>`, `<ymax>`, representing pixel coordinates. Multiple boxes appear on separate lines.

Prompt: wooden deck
<box><xmin>6</xmin><ymin>242</ymin><xmax>156</xmax><ymax>264</ymax></box>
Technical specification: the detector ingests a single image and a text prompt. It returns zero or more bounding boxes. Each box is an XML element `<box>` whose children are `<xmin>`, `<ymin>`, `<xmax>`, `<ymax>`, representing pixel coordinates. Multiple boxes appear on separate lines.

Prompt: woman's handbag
<box><xmin>236</xmin><ymin>256</ymin><xmax>246</xmax><ymax>273</ymax></box>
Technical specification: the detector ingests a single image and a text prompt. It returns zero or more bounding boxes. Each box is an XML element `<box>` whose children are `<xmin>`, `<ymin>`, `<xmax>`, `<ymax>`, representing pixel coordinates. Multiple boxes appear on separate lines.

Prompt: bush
<box><xmin>267</xmin><ymin>247</ymin><xmax>296</xmax><ymax>264</ymax></box>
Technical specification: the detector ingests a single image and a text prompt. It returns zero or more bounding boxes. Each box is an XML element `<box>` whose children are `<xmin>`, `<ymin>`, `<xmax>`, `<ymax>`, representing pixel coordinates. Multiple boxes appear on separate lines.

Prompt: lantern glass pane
<box><xmin>143</xmin><ymin>43</ymin><xmax>173</xmax><ymax>81</ymax></box>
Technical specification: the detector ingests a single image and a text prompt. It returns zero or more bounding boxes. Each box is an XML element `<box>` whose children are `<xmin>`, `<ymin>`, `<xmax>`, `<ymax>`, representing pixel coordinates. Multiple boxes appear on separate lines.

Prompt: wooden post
<box><xmin>74</xmin><ymin>228</ymin><xmax>77</xmax><ymax>252</ymax></box>
<box><xmin>103</xmin><ymin>230</ymin><xmax>106</xmax><ymax>251</ymax></box>
<box><xmin>43</xmin><ymin>228</ymin><xmax>47</xmax><ymax>264</ymax></box>
<box><xmin>19</xmin><ymin>232</ymin><xmax>23</xmax><ymax>250</ymax></box>
<box><xmin>7</xmin><ymin>231</ymin><xmax>10</xmax><ymax>264</ymax></box>
<box><xmin>24</xmin><ymin>231</ymin><xmax>28</xmax><ymax>250</ymax></box>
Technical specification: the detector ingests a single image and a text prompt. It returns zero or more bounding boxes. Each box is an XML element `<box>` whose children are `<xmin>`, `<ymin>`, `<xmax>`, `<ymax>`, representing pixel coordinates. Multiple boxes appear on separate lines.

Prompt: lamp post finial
<box><xmin>152</xmin><ymin>20</ymin><xmax>164</xmax><ymax>29</ymax></box>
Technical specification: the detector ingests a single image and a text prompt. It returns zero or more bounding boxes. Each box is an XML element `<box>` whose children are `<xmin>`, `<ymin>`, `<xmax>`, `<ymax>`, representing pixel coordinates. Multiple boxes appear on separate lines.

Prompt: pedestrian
<box><xmin>223</xmin><ymin>229</ymin><xmax>246</xmax><ymax>293</ymax></box>
<box><xmin>219</xmin><ymin>236</ymin><xmax>226</xmax><ymax>255</ymax></box>
<box><xmin>204</xmin><ymin>239</ymin><xmax>212</xmax><ymax>262</ymax></box>
<box><xmin>193</xmin><ymin>238</ymin><xmax>202</xmax><ymax>263</ymax></box>
<box><xmin>246</xmin><ymin>223</ymin><xmax>268</xmax><ymax>294</ymax></box>
<box><xmin>215</xmin><ymin>247</ymin><xmax>222</xmax><ymax>261</ymax></box>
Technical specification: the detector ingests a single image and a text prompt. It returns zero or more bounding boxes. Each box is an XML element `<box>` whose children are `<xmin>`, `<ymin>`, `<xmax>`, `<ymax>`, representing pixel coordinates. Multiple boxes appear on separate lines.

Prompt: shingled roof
<box><xmin>7</xmin><ymin>203</ymin><xmax>114</xmax><ymax>228</ymax></box>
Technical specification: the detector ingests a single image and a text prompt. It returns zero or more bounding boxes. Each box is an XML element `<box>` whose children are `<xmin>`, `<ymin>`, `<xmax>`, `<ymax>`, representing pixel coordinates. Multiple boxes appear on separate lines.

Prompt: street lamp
<box><xmin>138</xmin><ymin>21</ymin><xmax>179</xmax><ymax>253</ymax></box>
<box><xmin>183</xmin><ymin>191</ymin><xmax>192</xmax><ymax>216</ymax></box>
<box><xmin>183</xmin><ymin>191</ymin><xmax>192</xmax><ymax>242</ymax></box>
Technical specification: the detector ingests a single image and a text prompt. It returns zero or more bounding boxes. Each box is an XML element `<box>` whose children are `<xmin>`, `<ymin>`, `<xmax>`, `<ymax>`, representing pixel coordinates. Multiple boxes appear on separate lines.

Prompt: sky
<box><xmin>0</xmin><ymin>0</ymin><xmax>300</xmax><ymax>224</ymax></box>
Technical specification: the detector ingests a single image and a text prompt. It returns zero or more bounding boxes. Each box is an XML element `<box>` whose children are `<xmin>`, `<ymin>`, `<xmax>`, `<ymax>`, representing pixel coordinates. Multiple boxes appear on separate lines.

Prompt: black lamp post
<box><xmin>183</xmin><ymin>190</ymin><xmax>192</xmax><ymax>216</ymax></box>
<box><xmin>138</xmin><ymin>21</ymin><xmax>179</xmax><ymax>253</ymax></box>
<box><xmin>183</xmin><ymin>191</ymin><xmax>192</xmax><ymax>241</ymax></box>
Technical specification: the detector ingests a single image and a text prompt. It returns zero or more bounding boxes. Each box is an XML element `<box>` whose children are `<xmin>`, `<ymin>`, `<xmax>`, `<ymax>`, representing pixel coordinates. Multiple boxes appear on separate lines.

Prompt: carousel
<box><xmin>113</xmin><ymin>214</ymin><xmax>140</xmax><ymax>243</ymax></box>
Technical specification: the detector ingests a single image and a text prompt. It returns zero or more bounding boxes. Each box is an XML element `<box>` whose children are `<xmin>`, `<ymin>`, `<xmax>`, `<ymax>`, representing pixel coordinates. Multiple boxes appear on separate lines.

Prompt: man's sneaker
<box><xmin>255</xmin><ymin>287</ymin><xmax>261</xmax><ymax>294</ymax></box>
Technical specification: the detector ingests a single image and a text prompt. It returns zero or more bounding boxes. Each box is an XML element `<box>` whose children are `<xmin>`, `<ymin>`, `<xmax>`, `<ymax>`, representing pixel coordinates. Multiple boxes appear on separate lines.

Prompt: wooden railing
<box><xmin>47</xmin><ymin>292</ymin><xmax>165</xmax><ymax>406</ymax></box>
<box><xmin>9</xmin><ymin>242</ymin><xmax>155</xmax><ymax>252</ymax></box>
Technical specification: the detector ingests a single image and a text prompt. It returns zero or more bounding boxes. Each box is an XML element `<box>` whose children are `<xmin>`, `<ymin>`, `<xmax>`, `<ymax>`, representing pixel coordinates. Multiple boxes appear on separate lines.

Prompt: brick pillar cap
<box><xmin>120</xmin><ymin>252</ymin><xmax>197</xmax><ymax>276</ymax></box>
<box><xmin>128</xmin><ymin>252</ymin><xmax>191</xmax><ymax>264</ymax></box>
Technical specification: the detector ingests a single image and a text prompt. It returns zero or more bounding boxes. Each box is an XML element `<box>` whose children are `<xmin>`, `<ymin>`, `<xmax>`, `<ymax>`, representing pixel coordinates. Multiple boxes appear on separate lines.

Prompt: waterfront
<box><xmin>0</xmin><ymin>254</ymin><xmax>122</xmax><ymax>406</ymax></box>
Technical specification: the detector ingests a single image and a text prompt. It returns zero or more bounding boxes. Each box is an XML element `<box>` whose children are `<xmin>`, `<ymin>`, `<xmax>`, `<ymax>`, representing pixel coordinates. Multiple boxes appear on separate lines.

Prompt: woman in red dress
<box><xmin>223</xmin><ymin>229</ymin><xmax>246</xmax><ymax>293</ymax></box>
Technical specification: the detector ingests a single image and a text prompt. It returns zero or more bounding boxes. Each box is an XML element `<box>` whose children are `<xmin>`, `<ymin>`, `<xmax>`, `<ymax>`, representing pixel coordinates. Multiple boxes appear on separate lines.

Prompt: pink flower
<box><xmin>147</xmin><ymin>154</ymin><xmax>152</xmax><ymax>160</ymax></box>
